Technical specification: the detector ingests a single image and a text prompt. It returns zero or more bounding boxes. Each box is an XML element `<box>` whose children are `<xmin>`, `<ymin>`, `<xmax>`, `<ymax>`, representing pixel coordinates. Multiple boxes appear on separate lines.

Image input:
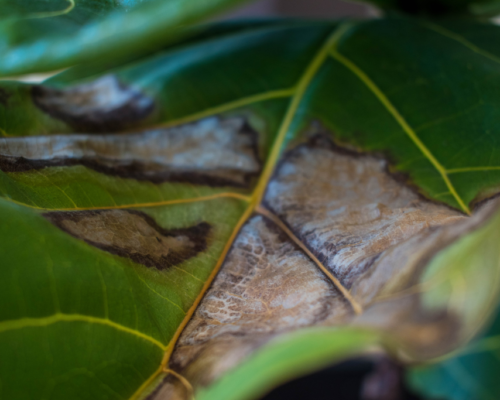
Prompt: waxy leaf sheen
<box><xmin>1</xmin><ymin>17</ymin><xmax>500</xmax><ymax>400</ymax></box>
<box><xmin>0</xmin><ymin>0</ymin><xmax>246</xmax><ymax>77</ymax></box>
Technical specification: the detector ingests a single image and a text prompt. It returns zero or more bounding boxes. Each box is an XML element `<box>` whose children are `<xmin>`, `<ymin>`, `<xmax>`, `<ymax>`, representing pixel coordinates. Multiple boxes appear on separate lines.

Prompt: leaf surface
<box><xmin>0</xmin><ymin>0</ymin><xmax>246</xmax><ymax>77</ymax></box>
<box><xmin>2</xmin><ymin>17</ymin><xmax>500</xmax><ymax>400</ymax></box>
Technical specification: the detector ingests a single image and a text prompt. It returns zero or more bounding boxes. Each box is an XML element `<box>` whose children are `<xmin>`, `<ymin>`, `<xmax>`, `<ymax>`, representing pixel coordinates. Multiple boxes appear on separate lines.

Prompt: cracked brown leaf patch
<box><xmin>170</xmin><ymin>215</ymin><xmax>351</xmax><ymax>382</ymax></box>
<box><xmin>4</xmin><ymin>18</ymin><xmax>500</xmax><ymax>400</ymax></box>
<box><xmin>149</xmin><ymin>130</ymin><xmax>499</xmax><ymax>399</ymax></box>
<box><xmin>0</xmin><ymin>116</ymin><xmax>261</xmax><ymax>187</ymax></box>
<box><xmin>45</xmin><ymin>209</ymin><xmax>211</xmax><ymax>270</ymax></box>
<box><xmin>264</xmin><ymin>135</ymin><xmax>464</xmax><ymax>291</ymax></box>
<box><xmin>32</xmin><ymin>75</ymin><xmax>155</xmax><ymax>132</ymax></box>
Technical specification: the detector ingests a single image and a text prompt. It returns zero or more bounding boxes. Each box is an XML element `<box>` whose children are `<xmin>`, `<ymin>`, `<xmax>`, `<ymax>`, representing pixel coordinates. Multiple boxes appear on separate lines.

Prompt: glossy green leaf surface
<box><xmin>2</xmin><ymin>17</ymin><xmax>500</xmax><ymax>400</ymax></box>
<box><xmin>409</xmin><ymin>307</ymin><xmax>500</xmax><ymax>400</ymax></box>
<box><xmin>0</xmin><ymin>0</ymin><xmax>246</xmax><ymax>77</ymax></box>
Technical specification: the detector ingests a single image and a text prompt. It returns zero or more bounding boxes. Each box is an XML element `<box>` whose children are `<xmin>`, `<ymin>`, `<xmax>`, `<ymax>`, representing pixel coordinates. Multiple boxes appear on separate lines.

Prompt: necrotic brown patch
<box><xmin>32</xmin><ymin>75</ymin><xmax>154</xmax><ymax>132</ymax></box>
<box><xmin>167</xmin><ymin>214</ymin><xmax>350</xmax><ymax>387</ymax></box>
<box><xmin>44</xmin><ymin>210</ymin><xmax>211</xmax><ymax>269</ymax></box>
<box><xmin>264</xmin><ymin>133</ymin><xmax>463</xmax><ymax>290</ymax></box>
<box><xmin>0</xmin><ymin>117</ymin><xmax>261</xmax><ymax>188</ymax></box>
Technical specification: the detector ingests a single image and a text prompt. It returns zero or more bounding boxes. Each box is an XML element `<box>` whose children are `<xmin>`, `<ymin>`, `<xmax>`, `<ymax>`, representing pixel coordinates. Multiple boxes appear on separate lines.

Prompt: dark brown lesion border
<box><xmin>44</xmin><ymin>209</ymin><xmax>212</xmax><ymax>270</ymax></box>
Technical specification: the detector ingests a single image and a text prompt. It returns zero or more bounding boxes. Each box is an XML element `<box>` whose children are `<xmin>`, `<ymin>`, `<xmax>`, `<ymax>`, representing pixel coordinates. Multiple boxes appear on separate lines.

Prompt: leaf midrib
<box><xmin>7</xmin><ymin>19</ymin><xmax>495</xmax><ymax>399</ymax></box>
<box><xmin>130</xmin><ymin>23</ymin><xmax>356</xmax><ymax>400</ymax></box>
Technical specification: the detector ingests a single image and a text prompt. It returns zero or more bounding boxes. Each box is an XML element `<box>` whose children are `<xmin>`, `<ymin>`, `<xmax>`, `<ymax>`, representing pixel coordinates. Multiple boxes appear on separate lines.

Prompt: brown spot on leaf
<box><xmin>145</xmin><ymin>126</ymin><xmax>500</xmax><ymax>399</ymax></box>
<box><xmin>44</xmin><ymin>210</ymin><xmax>210</xmax><ymax>269</ymax></box>
<box><xmin>168</xmin><ymin>215</ymin><xmax>351</xmax><ymax>387</ymax></box>
<box><xmin>264</xmin><ymin>134</ymin><xmax>463</xmax><ymax>291</ymax></box>
<box><xmin>145</xmin><ymin>375</ymin><xmax>188</xmax><ymax>400</ymax></box>
<box><xmin>0</xmin><ymin>117</ymin><xmax>261</xmax><ymax>188</ymax></box>
<box><xmin>32</xmin><ymin>75</ymin><xmax>154</xmax><ymax>132</ymax></box>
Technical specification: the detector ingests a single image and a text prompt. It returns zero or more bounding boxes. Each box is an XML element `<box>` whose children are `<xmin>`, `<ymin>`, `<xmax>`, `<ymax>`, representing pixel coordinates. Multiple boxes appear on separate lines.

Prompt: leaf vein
<box><xmin>330</xmin><ymin>45</ymin><xmax>470</xmax><ymax>214</ymax></box>
<box><xmin>0</xmin><ymin>313</ymin><xmax>166</xmax><ymax>350</ymax></box>
<box><xmin>422</xmin><ymin>22</ymin><xmax>500</xmax><ymax>66</ymax></box>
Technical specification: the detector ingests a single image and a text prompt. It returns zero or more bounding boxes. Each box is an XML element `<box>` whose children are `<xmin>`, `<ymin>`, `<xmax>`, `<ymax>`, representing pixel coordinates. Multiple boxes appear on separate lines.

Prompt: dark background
<box><xmin>224</xmin><ymin>0</ymin><xmax>374</xmax><ymax>19</ymax></box>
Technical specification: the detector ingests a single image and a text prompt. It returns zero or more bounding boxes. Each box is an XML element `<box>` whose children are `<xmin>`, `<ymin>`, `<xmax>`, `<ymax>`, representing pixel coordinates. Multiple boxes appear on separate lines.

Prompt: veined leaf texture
<box><xmin>1</xmin><ymin>17</ymin><xmax>500</xmax><ymax>400</ymax></box>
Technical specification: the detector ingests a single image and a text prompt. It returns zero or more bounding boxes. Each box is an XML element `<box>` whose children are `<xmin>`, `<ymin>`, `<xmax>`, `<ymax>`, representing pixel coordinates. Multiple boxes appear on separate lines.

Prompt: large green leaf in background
<box><xmin>2</xmin><ymin>17</ymin><xmax>500</xmax><ymax>400</ymax></box>
<box><xmin>409</xmin><ymin>305</ymin><xmax>500</xmax><ymax>400</ymax></box>
<box><xmin>0</xmin><ymin>0</ymin><xmax>247</xmax><ymax>77</ymax></box>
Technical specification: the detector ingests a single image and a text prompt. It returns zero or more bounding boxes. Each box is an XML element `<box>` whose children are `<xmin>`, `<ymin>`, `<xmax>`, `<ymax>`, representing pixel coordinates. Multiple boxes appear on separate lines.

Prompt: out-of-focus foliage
<box><xmin>2</xmin><ymin>16</ymin><xmax>500</xmax><ymax>400</ymax></box>
<box><xmin>409</xmin><ymin>307</ymin><xmax>500</xmax><ymax>400</ymax></box>
<box><xmin>0</xmin><ymin>0</ymin><xmax>247</xmax><ymax>77</ymax></box>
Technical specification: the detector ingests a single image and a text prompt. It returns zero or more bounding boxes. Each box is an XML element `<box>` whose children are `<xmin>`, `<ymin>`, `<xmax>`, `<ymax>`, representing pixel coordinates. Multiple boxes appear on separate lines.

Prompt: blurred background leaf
<box><xmin>408</xmin><ymin>306</ymin><xmax>500</xmax><ymax>400</ymax></box>
<box><xmin>0</xmin><ymin>0</ymin><xmax>249</xmax><ymax>77</ymax></box>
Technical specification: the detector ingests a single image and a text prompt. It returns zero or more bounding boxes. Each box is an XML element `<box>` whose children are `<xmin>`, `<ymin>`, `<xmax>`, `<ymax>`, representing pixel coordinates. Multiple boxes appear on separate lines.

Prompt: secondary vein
<box><xmin>256</xmin><ymin>206</ymin><xmax>363</xmax><ymax>315</ymax></box>
<box><xmin>422</xmin><ymin>21</ymin><xmax>500</xmax><ymax>66</ymax></box>
<box><xmin>152</xmin><ymin>88</ymin><xmax>295</xmax><ymax>130</ymax></box>
<box><xmin>28</xmin><ymin>0</ymin><xmax>75</xmax><ymax>19</ymax></box>
<box><xmin>1</xmin><ymin>192</ymin><xmax>251</xmax><ymax>211</ymax></box>
<box><xmin>0</xmin><ymin>313</ymin><xmax>166</xmax><ymax>350</ymax></box>
<box><xmin>447</xmin><ymin>166</ymin><xmax>500</xmax><ymax>174</ymax></box>
<box><xmin>330</xmin><ymin>44</ymin><xmax>470</xmax><ymax>214</ymax></box>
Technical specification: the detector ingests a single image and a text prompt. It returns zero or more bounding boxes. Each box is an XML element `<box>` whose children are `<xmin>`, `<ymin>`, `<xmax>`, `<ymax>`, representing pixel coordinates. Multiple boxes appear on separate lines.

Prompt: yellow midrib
<box><xmin>0</xmin><ymin>312</ymin><xmax>167</xmax><ymax>350</ymax></box>
<box><xmin>250</xmin><ymin>23</ymin><xmax>353</xmax><ymax>207</ymax></box>
<box><xmin>130</xmin><ymin>23</ymin><xmax>360</xmax><ymax>400</ymax></box>
<box><xmin>6</xmin><ymin>19</ymin><xmax>487</xmax><ymax>399</ymax></box>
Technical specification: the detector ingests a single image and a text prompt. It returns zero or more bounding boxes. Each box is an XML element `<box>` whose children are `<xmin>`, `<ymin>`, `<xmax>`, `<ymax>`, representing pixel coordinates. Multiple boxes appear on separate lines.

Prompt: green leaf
<box><xmin>2</xmin><ymin>17</ymin><xmax>500</xmax><ymax>400</ymax></box>
<box><xmin>408</xmin><ymin>306</ymin><xmax>500</xmax><ymax>400</ymax></box>
<box><xmin>0</xmin><ymin>0</ymin><xmax>247</xmax><ymax>77</ymax></box>
<box><xmin>197</xmin><ymin>328</ymin><xmax>382</xmax><ymax>400</ymax></box>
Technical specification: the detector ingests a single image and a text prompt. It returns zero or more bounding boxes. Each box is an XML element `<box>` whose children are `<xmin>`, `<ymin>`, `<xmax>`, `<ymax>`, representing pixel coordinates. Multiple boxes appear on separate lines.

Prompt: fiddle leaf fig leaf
<box><xmin>0</xmin><ymin>0</ymin><xmax>247</xmax><ymax>77</ymax></box>
<box><xmin>2</xmin><ymin>17</ymin><xmax>500</xmax><ymax>400</ymax></box>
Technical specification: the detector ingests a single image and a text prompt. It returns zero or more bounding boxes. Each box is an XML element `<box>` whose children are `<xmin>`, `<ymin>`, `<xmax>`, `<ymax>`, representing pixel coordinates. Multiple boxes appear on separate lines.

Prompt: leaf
<box><xmin>0</xmin><ymin>0</ymin><xmax>246</xmax><ymax>77</ymax></box>
<box><xmin>2</xmin><ymin>17</ymin><xmax>500</xmax><ymax>400</ymax></box>
<box><xmin>408</xmin><ymin>306</ymin><xmax>500</xmax><ymax>400</ymax></box>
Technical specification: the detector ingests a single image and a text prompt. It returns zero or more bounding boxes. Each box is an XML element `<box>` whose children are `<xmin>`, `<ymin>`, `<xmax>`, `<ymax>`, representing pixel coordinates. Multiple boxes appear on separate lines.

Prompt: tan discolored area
<box><xmin>145</xmin><ymin>375</ymin><xmax>189</xmax><ymax>400</ymax></box>
<box><xmin>44</xmin><ymin>210</ymin><xmax>211</xmax><ymax>269</ymax></box>
<box><xmin>149</xmin><ymin>132</ymin><xmax>500</xmax><ymax>399</ymax></box>
<box><xmin>157</xmin><ymin>215</ymin><xmax>351</xmax><ymax>394</ymax></box>
<box><xmin>32</xmin><ymin>75</ymin><xmax>154</xmax><ymax>132</ymax></box>
<box><xmin>264</xmin><ymin>135</ymin><xmax>465</xmax><ymax>294</ymax></box>
<box><xmin>0</xmin><ymin>116</ymin><xmax>261</xmax><ymax>187</ymax></box>
<box><xmin>349</xmin><ymin>203</ymin><xmax>497</xmax><ymax>358</ymax></box>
